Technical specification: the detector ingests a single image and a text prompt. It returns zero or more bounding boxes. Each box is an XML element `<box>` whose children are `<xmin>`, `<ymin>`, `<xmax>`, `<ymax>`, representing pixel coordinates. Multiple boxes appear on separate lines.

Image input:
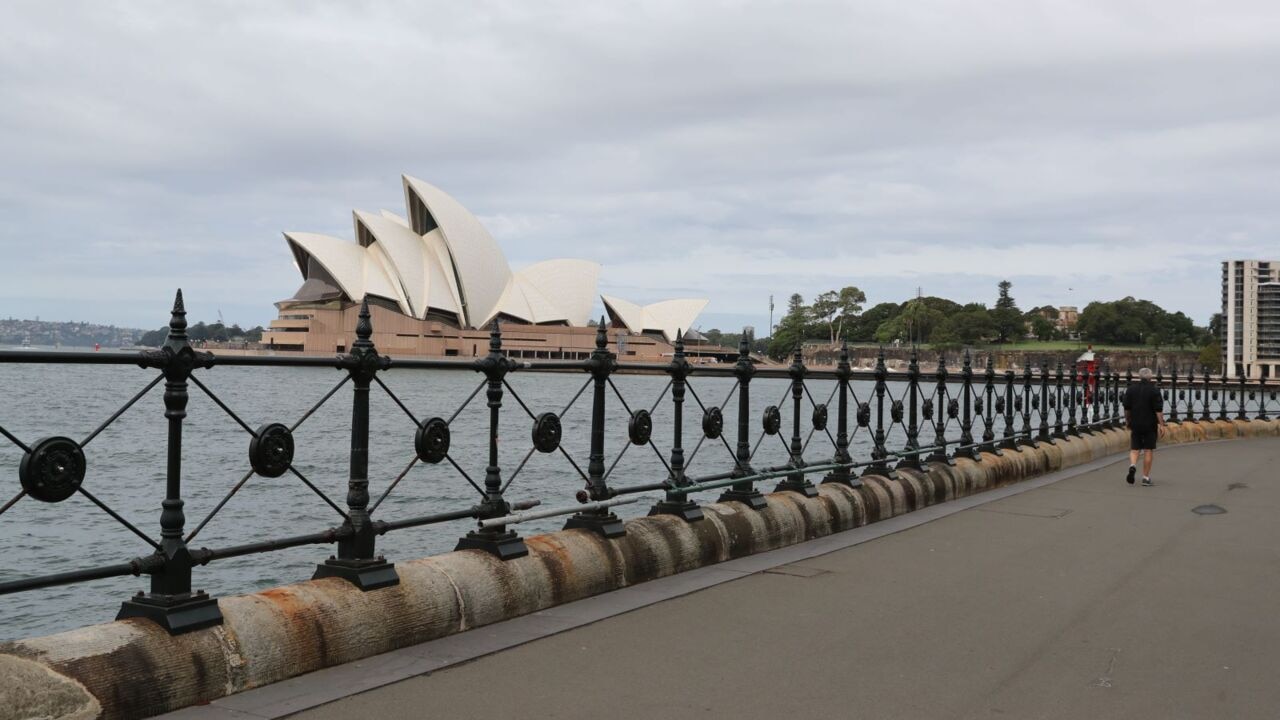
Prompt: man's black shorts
<box><xmin>1130</xmin><ymin>427</ymin><xmax>1158</xmax><ymax>450</ymax></box>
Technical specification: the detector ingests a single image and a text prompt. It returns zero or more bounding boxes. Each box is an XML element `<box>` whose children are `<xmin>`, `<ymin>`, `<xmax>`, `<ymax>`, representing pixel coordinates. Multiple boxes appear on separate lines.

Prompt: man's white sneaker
<box><xmin>1141</xmin><ymin>477</ymin><xmax>1153</xmax><ymax>486</ymax></box>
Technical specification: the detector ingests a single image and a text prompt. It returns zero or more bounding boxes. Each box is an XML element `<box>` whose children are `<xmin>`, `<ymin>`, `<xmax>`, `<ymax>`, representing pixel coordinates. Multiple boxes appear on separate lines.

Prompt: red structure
<box><xmin>1076</xmin><ymin>346</ymin><xmax>1098</xmax><ymax>401</ymax></box>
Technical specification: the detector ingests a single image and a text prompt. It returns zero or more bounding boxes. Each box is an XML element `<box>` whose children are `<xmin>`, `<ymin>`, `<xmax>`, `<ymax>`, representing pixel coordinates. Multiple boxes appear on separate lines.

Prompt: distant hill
<box><xmin>0</xmin><ymin>318</ymin><xmax>149</xmax><ymax>347</ymax></box>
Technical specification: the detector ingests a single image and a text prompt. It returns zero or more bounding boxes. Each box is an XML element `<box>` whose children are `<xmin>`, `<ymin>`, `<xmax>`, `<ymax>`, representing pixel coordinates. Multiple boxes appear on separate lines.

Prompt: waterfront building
<box><xmin>1221</xmin><ymin>259</ymin><xmax>1280</xmax><ymax>379</ymax></box>
<box><xmin>263</xmin><ymin>176</ymin><xmax>710</xmax><ymax>361</ymax></box>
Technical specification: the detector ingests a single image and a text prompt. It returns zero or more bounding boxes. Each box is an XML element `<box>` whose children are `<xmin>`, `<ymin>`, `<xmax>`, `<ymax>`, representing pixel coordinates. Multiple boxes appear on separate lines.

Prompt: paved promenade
<box><xmin>288</xmin><ymin>438</ymin><xmax>1280</xmax><ymax>720</ymax></box>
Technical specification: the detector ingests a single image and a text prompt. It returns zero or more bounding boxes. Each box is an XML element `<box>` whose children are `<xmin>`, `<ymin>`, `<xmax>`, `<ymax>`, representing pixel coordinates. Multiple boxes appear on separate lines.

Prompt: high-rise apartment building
<box><xmin>1221</xmin><ymin>259</ymin><xmax>1280</xmax><ymax>379</ymax></box>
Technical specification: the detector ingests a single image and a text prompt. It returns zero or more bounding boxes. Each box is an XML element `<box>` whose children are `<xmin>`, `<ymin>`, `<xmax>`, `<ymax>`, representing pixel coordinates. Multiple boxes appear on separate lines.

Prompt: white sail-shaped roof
<box><xmin>510</xmin><ymin>259</ymin><xmax>600</xmax><ymax>326</ymax></box>
<box><xmin>601</xmin><ymin>295</ymin><xmax>709</xmax><ymax>342</ymax></box>
<box><xmin>355</xmin><ymin>211</ymin><xmax>428</xmax><ymax>317</ymax></box>
<box><xmin>281</xmin><ymin>176</ymin><xmax>707</xmax><ymax>335</ymax></box>
<box><xmin>285</xmin><ymin>232</ymin><xmax>410</xmax><ymax>314</ymax></box>
<box><xmin>403</xmin><ymin>175</ymin><xmax>511</xmax><ymax>328</ymax></box>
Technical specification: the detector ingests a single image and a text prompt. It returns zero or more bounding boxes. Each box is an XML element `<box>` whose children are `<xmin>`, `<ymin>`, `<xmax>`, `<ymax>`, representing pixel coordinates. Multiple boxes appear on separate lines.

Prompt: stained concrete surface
<box><xmin>292</xmin><ymin>438</ymin><xmax>1280</xmax><ymax>720</ymax></box>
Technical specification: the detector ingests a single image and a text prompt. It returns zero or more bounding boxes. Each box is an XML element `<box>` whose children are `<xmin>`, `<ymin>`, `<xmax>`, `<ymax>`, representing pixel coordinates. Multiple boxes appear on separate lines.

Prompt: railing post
<box><xmin>1019</xmin><ymin>361</ymin><xmax>1037</xmax><ymax>447</ymax></box>
<box><xmin>980</xmin><ymin>353</ymin><xmax>1001</xmax><ymax>454</ymax></box>
<box><xmin>1051</xmin><ymin>360</ymin><xmax>1065</xmax><ymax>439</ymax></box>
<box><xmin>566</xmin><ymin>320</ymin><xmax>626</xmax><ymax>536</ymax></box>
<box><xmin>314</xmin><ymin>300</ymin><xmax>403</xmax><ymax>583</ymax></box>
<box><xmin>118</xmin><ymin>290</ymin><xmax>224</xmax><ymax>633</ymax></box>
<box><xmin>1182</xmin><ymin>363</ymin><xmax>1192</xmax><ymax>420</ymax></box>
<box><xmin>895</xmin><ymin>347</ymin><xmax>923</xmax><ymax>472</ymax></box>
<box><xmin>926</xmin><ymin>353</ymin><xmax>955</xmax><ymax>464</ymax></box>
<box><xmin>455</xmin><ymin>320</ymin><xmax>528</xmax><ymax>558</ymax></box>
<box><xmin>1237</xmin><ymin>373</ymin><xmax>1248</xmax><ymax>420</ymax></box>
<box><xmin>1169</xmin><ymin>365</ymin><xmax>1181</xmax><ymax>423</ymax></box>
<box><xmin>722</xmin><ymin>335</ymin><xmax>770</xmax><ymax>505</ymax></box>
<box><xmin>650</xmin><ymin>334</ymin><xmax>704</xmax><ymax>521</ymax></box>
<box><xmin>1218</xmin><ymin>369</ymin><xmax>1228</xmax><ymax>421</ymax></box>
<box><xmin>1001</xmin><ymin>368</ymin><xmax>1018</xmax><ymax>450</ymax></box>
<box><xmin>776</xmin><ymin>348</ymin><xmax>818</xmax><ymax>497</ymax></box>
<box><xmin>822</xmin><ymin>341</ymin><xmax>861</xmax><ymax>487</ymax></box>
<box><xmin>1089</xmin><ymin>365</ymin><xmax>1101</xmax><ymax>430</ymax></box>
<box><xmin>1198</xmin><ymin>363</ymin><xmax>1208</xmax><ymax>420</ymax></box>
<box><xmin>956</xmin><ymin>349</ymin><xmax>979</xmax><ymax>461</ymax></box>
<box><xmin>1111</xmin><ymin>368</ymin><xmax>1122</xmax><ymax>427</ymax></box>
<box><xmin>1258</xmin><ymin>376</ymin><xmax>1270</xmax><ymax>421</ymax></box>
<box><xmin>1038</xmin><ymin>360</ymin><xmax>1053</xmax><ymax>443</ymax></box>
<box><xmin>1067</xmin><ymin>362</ymin><xmax>1079</xmax><ymax>436</ymax></box>
<box><xmin>1200</xmin><ymin>366</ymin><xmax>1212</xmax><ymax>421</ymax></box>
<box><xmin>863</xmin><ymin>347</ymin><xmax>892</xmax><ymax>477</ymax></box>
<box><xmin>1123</xmin><ymin>369</ymin><xmax>1134</xmax><ymax>428</ymax></box>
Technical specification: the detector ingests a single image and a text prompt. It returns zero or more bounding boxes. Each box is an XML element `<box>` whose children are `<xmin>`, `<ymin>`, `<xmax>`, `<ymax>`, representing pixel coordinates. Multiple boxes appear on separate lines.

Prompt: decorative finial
<box><xmin>674</xmin><ymin>329</ymin><xmax>684</xmax><ymax>355</ymax></box>
<box><xmin>489</xmin><ymin>318</ymin><xmax>502</xmax><ymax>353</ymax></box>
<box><xmin>168</xmin><ymin>288</ymin><xmax>188</xmax><ymax>337</ymax></box>
<box><xmin>354</xmin><ymin>298</ymin><xmax>373</xmax><ymax>346</ymax></box>
<box><xmin>738</xmin><ymin>334</ymin><xmax>749</xmax><ymax>356</ymax></box>
<box><xmin>595</xmin><ymin>316</ymin><xmax>608</xmax><ymax>350</ymax></box>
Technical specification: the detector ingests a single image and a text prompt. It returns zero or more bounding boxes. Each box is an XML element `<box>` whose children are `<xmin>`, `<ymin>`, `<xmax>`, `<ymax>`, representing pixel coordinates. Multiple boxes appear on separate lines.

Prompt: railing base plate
<box><xmin>563</xmin><ymin>511</ymin><xmax>626</xmax><ymax>538</ymax></box>
<box><xmin>312</xmin><ymin>558</ymin><xmax>400</xmax><ymax>590</ymax></box>
<box><xmin>117</xmin><ymin>591</ymin><xmax>223</xmax><ymax>635</ymax></box>
<box><xmin>820</xmin><ymin>472</ymin><xmax>863</xmax><ymax>489</ymax></box>
<box><xmin>717</xmin><ymin>488</ymin><xmax>769</xmax><ymax>510</ymax></box>
<box><xmin>649</xmin><ymin>499</ymin><xmax>704</xmax><ymax>522</ymax></box>
<box><xmin>456</xmin><ymin>529</ymin><xmax>529</xmax><ymax>560</ymax></box>
<box><xmin>774</xmin><ymin>477</ymin><xmax>819</xmax><ymax>497</ymax></box>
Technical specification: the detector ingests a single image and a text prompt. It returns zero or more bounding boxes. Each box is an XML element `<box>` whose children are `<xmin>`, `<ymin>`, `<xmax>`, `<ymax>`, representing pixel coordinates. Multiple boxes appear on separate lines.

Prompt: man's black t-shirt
<box><xmin>1123</xmin><ymin>381</ymin><xmax>1163</xmax><ymax>430</ymax></box>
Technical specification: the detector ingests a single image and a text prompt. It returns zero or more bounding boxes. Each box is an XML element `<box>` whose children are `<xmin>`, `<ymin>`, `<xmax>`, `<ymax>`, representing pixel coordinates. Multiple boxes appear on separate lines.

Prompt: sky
<box><xmin>1</xmin><ymin>0</ymin><xmax>1277</xmax><ymax>333</ymax></box>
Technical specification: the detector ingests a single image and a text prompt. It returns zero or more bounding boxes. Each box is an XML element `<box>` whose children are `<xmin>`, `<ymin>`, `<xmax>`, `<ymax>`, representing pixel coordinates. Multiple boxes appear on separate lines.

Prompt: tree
<box><xmin>810</xmin><ymin>286</ymin><xmax>867</xmax><ymax>344</ymax></box>
<box><xmin>990</xmin><ymin>280</ymin><xmax>1024</xmax><ymax>343</ymax></box>
<box><xmin>936</xmin><ymin>309</ymin><xmax>996</xmax><ymax>345</ymax></box>
<box><xmin>768</xmin><ymin>294</ymin><xmax>810</xmax><ymax>359</ymax></box>
<box><xmin>875</xmin><ymin>300</ymin><xmax>943</xmax><ymax>344</ymax></box>
<box><xmin>847</xmin><ymin>302</ymin><xmax>898</xmax><ymax>342</ymax></box>
<box><xmin>1198</xmin><ymin>343</ymin><xmax>1221</xmax><ymax>373</ymax></box>
<box><xmin>1028</xmin><ymin>315</ymin><xmax>1056</xmax><ymax>341</ymax></box>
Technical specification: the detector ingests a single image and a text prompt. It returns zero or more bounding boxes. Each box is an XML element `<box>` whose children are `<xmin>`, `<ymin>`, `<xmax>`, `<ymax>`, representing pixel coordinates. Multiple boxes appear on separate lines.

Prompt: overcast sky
<box><xmin>2</xmin><ymin>1</ymin><xmax>1277</xmax><ymax>333</ymax></box>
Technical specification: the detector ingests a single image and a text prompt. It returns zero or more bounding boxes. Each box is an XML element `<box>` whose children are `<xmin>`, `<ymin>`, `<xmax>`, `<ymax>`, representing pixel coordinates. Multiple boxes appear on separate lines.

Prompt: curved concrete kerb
<box><xmin>3</xmin><ymin>420</ymin><xmax>1278</xmax><ymax>719</ymax></box>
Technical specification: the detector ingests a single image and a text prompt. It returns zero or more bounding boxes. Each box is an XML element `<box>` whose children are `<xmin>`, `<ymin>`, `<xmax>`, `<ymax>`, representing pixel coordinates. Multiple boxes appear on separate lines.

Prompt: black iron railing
<box><xmin>0</xmin><ymin>291</ymin><xmax>1273</xmax><ymax>634</ymax></box>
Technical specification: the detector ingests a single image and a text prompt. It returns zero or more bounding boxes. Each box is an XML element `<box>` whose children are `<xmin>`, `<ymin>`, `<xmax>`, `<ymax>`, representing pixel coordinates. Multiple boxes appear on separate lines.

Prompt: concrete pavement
<box><xmin>293</xmin><ymin>438</ymin><xmax>1280</xmax><ymax>720</ymax></box>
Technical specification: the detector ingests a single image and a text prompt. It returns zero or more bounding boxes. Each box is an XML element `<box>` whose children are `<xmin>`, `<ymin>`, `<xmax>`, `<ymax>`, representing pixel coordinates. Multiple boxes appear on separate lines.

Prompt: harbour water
<box><xmin>0</xmin><ymin>351</ymin><xmax>988</xmax><ymax>639</ymax></box>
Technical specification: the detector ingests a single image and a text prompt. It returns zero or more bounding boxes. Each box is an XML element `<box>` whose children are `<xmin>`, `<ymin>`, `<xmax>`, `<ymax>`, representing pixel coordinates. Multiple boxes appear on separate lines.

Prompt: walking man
<box><xmin>1123</xmin><ymin>367</ymin><xmax>1166</xmax><ymax>486</ymax></box>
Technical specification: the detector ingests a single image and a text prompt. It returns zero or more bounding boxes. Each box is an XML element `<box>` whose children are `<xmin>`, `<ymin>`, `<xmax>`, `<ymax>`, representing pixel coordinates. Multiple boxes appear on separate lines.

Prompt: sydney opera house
<box><xmin>261</xmin><ymin>176</ymin><xmax>709</xmax><ymax>360</ymax></box>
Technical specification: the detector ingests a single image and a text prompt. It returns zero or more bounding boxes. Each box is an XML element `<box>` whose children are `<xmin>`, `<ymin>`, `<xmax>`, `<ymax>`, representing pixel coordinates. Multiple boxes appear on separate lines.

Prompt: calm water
<box><xmin>0</xmin><ymin>351</ymin><xmax>1053</xmax><ymax>640</ymax></box>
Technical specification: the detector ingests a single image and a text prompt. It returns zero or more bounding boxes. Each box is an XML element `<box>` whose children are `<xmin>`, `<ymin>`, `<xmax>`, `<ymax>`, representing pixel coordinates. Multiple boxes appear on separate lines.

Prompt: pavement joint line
<box><xmin>161</xmin><ymin>443</ymin><xmax>1238</xmax><ymax>720</ymax></box>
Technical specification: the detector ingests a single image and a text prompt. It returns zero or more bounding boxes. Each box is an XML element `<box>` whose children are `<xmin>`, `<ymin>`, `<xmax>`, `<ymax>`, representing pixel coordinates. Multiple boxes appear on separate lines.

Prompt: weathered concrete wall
<box><xmin>2</xmin><ymin>419</ymin><xmax>1277</xmax><ymax>720</ymax></box>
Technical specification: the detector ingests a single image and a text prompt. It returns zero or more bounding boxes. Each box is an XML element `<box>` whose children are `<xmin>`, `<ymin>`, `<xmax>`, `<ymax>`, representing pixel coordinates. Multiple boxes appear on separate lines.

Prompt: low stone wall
<box><xmin>3</xmin><ymin>419</ymin><xmax>1278</xmax><ymax>720</ymax></box>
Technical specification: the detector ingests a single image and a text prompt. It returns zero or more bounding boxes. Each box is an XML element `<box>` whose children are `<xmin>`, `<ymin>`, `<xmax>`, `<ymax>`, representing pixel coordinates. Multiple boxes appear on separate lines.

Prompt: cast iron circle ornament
<box><xmin>763</xmin><ymin>405</ymin><xmax>783</xmax><ymax>435</ymax></box>
<box><xmin>890</xmin><ymin>400</ymin><xmax>903</xmax><ymax>423</ymax></box>
<box><xmin>702</xmin><ymin>407</ymin><xmax>724</xmax><ymax>439</ymax></box>
<box><xmin>415</xmin><ymin>417</ymin><xmax>450</xmax><ymax>464</ymax></box>
<box><xmin>947</xmin><ymin>399</ymin><xmax>960</xmax><ymax>419</ymax></box>
<box><xmin>923</xmin><ymin>399</ymin><xmax>935</xmax><ymax>420</ymax></box>
<box><xmin>856</xmin><ymin>402</ymin><xmax>871</xmax><ymax>428</ymax></box>
<box><xmin>1031</xmin><ymin>396</ymin><xmax>1040</xmax><ymax>411</ymax></box>
<box><xmin>811</xmin><ymin>403</ymin><xmax>828</xmax><ymax>431</ymax></box>
<box><xmin>249</xmin><ymin>423</ymin><xmax>294</xmax><ymax>478</ymax></box>
<box><xmin>995</xmin><ymin>397</ymin><xmax>1005</xmax><ymax>414</ymax></box>
<box><xmin>532</xmin><ymin>412</ymin><xmax>562</xmax><ymax>453</ymax></box>
<box><xmin>628</xmin><ymin>409</ymin><xmax>652</xmax><ymax>445</ymax></box>
<box><xmin>19</xmin><ymin>436</ymin><xmax>86</xmax><ymax>503</ymax></box>
<box><xmin>974</xmin><ymin>398</ymin><xmax>984</xmax><ymax>414</ymax></box>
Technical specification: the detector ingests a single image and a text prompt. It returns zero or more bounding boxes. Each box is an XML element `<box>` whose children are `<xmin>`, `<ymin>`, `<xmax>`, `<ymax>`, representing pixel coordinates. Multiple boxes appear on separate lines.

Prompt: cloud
<box><xmin>1</xmin><ymin>0</ymin><xmax>1277</xmax><ymax>330</ymax></box>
